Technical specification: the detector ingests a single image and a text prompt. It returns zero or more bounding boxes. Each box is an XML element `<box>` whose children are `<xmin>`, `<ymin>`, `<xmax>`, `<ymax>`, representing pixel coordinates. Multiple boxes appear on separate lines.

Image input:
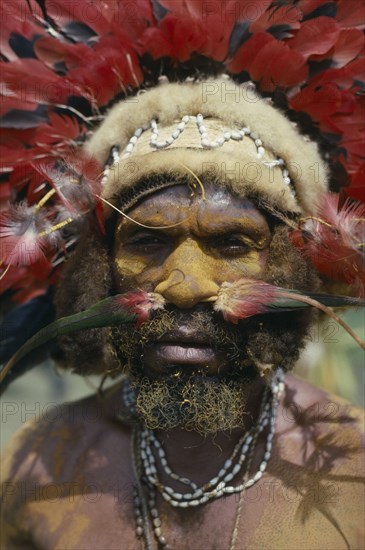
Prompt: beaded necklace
<box><xmin>125</xmin><ymin>370</ymin><xmax>284</xmax><ymax>549</ymax></box>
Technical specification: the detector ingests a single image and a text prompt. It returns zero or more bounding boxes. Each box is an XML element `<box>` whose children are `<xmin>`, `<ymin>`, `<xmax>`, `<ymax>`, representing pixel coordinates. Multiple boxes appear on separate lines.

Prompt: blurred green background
<box><xmin>1</xmin><ymin>309</ymin><xmax>363</xmax><ymax>448</ymax></box>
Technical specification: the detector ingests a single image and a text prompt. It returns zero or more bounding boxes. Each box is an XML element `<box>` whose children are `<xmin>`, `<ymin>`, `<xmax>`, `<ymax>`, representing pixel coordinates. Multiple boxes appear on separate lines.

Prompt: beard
<box><xmin>111</xmin><ymin>305</ymin><xmax>314</xmax><ymax>435</ymax></box>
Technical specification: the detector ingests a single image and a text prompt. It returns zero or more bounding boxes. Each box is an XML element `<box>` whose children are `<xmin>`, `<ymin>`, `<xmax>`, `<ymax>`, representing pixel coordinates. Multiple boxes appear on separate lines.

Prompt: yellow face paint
<box><xmin>113</xmin><ymin>183</ymin><xmax>271</xmax><ymax>308</ymax></box>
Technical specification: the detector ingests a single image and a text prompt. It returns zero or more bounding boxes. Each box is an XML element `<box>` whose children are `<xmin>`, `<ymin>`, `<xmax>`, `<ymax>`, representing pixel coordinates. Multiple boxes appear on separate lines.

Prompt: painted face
<box><xmin>113</xmin><ymin>184</ymin><xmax>271</xmax><ymax>296</ymax></box>
<box><xmin>112</xmin><ymin>183</ymin><xmax>272</xmax><ymax>376</ymax></box>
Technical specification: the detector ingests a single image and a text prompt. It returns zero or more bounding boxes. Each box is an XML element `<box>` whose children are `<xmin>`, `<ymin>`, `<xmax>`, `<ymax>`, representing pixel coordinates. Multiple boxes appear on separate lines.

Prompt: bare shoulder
<box><xmin>281</xmin><ymin>373</ymin><xmax>364</xmax><ymax>436</ymax></box>
<box><xmin>260</xmin><ymin>374</ymin><xmax>365</xmax><ymax>549</ymax></box>
<box><xmin>1</xmin><ymin>384</ymin><xmax>135</xmax><ymax>549</ymax></box>
<box><xmin>1</xmin><ymin>383</ymin><xmax>131</xmax><ymax>482</ymax></box>
<box><xmin>275</xmin><ymin>374</ymin><xmax>364</xmax><ymax>471</ymax></box>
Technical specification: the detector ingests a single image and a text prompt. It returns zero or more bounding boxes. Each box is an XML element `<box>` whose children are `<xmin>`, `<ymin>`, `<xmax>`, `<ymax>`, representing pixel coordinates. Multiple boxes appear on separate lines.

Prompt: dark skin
<box><xmin>113</xmin><ymin>185</ymin><xmax>270</xmax><ymax>377</ymax></box>
<box><xmin>1</xmin><ymin>185</ymin><xmax>364</xmax><ymax>549</ymax></box>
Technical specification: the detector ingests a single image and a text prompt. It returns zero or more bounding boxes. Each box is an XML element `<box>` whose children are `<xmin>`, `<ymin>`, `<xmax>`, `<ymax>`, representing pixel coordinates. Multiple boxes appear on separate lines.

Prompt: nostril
<box><xmin>165</xmin><ymin>269</ymin><xmax>186</xmax><ymax>287</ymax></box>
<box><xmin>155</xmin><ymin>270</ymin><xmax>220</xmax><ymax>309</ymax></box>
<box><xmin>154</xmin><ymin>269</ymin><xmax>186</xmax><ymax>296</ymax></box>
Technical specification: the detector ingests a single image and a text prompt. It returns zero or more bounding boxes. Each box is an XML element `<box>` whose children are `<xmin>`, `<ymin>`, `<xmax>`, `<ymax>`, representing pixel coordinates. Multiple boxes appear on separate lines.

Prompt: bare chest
<box><xmin>22</xmin><ymin>473</ymin><xmax>357</xmax><ymax>550</ymax></box>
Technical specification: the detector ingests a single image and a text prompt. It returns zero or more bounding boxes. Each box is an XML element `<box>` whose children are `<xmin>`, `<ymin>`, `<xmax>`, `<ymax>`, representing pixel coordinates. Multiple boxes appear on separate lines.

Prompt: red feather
<box><xmin>140</xmin><ymin>0</ymin><xmax>235</xmax><ymax>62</ymax></box>
<box><xmin>327</xmin><ymin>30</ymin><xmax>364</xmax><ymax>67</ymax></box>
<box><xmin>229</xmin><ymin>32</ymin><xmax>307</xmax><ymax>91</ymax></box>
<box><xmin>0</xmin><ymin>259</ymin><xmax>53</xmax><ymax>304</ymax></box>
<box><xmin>116</xmin><ymin>290</ymin><xmax>165</xmax><ymax>326</ymax></box>
<box><xmin>348</xmin><ymin>164</ymin><xmax>365</xmax><ymax>202</ymax></box>
<box><xmin>290</xmin><ymin>194</ymin><xmax>365</xmax><ymax>295</ymax></box>
<box><xmin>0</xmin><ymin>1</ymin><xmax>44</xmax><ymax>61</ymax></box>
<box><xmin>250</xmin><ymin>4</ymin><xmax>301</xmax><ymax>33</ymax></box>
<box><xmin>299</xmin><ymin>0</ymin><xmax>334</xmax><ymax>16</ymax></box>
<box><xmin>0</xmin><ymin>182</ymin><xmax>11</xmax><ymax>211</ymax></box>
<box><xmin>34</xmin><ymin>37</ymin><xmax>93</xmax><ymax>71</ymax></box>
<box><xmin>1</xmin><ymin>59</ymin><xmax>84</xmax><ymax>105</ymax></box>
<box><xmin>141</xmin><ymin>15</ymin><xmax>206</xmax><ymax>62</ymax></box>
<box><xmin>35</xmin><ymin>113</ymin><xmax>84</xmax><ymax>146</ymax></box>
<box><xmin>42</xmin><ymin>0</ymin><xmax>112</xmax><ymax>36</ymax></box>
<box><xmin>289</xmin><ymin>16</ymin><xmax>340</xmax><ymax>59</ymax></box>
<box><xmin>157</xmin><ymin>0</ymin><xmax>204</xmax><ymax>19</ymax></box>
<box><xmin>337</xmin><ymin>0</ymin><xmax>365</xmax><ymax>30</ymax></box>
<box><xmin>214</xmin><ymin>279</ymin><xmax>280</xmax><ymax>323</ymax></box>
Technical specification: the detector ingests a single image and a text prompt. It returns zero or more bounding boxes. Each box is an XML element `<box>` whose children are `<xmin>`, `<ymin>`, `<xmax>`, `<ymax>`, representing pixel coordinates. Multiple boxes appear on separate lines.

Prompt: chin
<box><xmin>128</xmin><ymin>367</ymin><xmax>255</xmax><ymax>435</ymax></box>
<box><xmin>124</xmin><ymin>351</ymin><xmax>265</xmax><ymax>436</ymax></box>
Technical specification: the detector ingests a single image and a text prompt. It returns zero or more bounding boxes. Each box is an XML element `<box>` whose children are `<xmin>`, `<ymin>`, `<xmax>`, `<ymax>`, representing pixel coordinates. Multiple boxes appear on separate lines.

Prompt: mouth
<box><xmin>142</xmin><ymin>326</ymin><xmax>225</xmax><ymax>376</ymax></box>
<box><xmin>153</xmin><ymin>342</ymin><xmax>216</xmax><ymax>364</ymax></box>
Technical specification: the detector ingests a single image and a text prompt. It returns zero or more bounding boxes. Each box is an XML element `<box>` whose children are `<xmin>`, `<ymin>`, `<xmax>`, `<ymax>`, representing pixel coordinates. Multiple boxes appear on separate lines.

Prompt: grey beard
<box><xmin>129</xmin><ymin>372</ymin><xmax>254</xmax><ymax>435</ymax></box>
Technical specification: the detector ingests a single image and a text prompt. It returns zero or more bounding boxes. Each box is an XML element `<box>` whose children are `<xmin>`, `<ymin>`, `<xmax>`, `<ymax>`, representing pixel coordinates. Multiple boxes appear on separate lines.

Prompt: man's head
<box><xmin>55</xmin><ymin>78</ymin><xmax>325</xmax><ymax>434</ymax></box>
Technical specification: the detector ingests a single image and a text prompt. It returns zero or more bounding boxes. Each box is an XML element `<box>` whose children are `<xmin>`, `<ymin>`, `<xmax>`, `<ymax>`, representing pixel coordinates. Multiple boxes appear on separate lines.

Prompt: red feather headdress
<box><xmin>0</xmin><ymin>0</ymin><xmax>364</xmax><ymax>304</ymax></box>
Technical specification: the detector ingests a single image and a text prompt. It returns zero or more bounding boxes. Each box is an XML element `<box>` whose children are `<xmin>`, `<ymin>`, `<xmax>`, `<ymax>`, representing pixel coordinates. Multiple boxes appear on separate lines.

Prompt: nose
<box><xmin>154</xmin><ymin>241</ymin><xmax>219</xmax><ymax>308</ymax></box>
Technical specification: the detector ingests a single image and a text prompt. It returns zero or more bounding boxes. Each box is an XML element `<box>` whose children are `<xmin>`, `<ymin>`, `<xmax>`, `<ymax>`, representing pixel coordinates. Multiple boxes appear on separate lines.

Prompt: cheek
<box><xmin>113</xmin><ymin>252</ymin><xmax>165</xmax><ymax>292</ymax></box>
<box><xmin>220</xmin><ymin>250</ymin><xmax>268</xmax><ymax>281</ymax></box>
<box><xmin>256</xmin><ymin>249</ymin><xmax>269</xmax><ymax>275</ymax></box>
<box><xmin>113</xmin><ymin>254</ymin><xmax>148</xmax><ymax>291</ymax></box>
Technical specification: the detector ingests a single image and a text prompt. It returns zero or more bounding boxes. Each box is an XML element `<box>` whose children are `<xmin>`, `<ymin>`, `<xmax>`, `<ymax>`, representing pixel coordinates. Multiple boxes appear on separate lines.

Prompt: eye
<box><xmin>124</xmin><ymin>232</ymin><xmax>167</xmax><ymax>252</ymax></box>
<box><xmin>212</xmin><ymin>234</ymin><xmax>252</xmax><ymax>256</ymax></box>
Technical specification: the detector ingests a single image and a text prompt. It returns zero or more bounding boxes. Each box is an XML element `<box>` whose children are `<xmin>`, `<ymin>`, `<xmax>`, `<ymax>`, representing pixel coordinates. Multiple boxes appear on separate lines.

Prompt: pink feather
<box><xmin>214</xmin><ymin>279</ymin><xmax>279</xmax><ymax>324</ymax></box>
<box><xmin>116</xmin><ymin>291</ymin><xmax>166</xmax><ymax>326</ymax></box>
<box><xmin>0</xmin><ymin>203</ymin><xmax>48</xmax><ymax>265</ymax></box>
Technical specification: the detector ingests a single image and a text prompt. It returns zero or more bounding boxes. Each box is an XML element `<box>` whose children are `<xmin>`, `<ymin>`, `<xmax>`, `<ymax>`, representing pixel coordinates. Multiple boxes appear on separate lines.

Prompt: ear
<box><xmin>54</xmin><ymin>222</ymin><xmax>121</xmax><ymax>375</ymax></box>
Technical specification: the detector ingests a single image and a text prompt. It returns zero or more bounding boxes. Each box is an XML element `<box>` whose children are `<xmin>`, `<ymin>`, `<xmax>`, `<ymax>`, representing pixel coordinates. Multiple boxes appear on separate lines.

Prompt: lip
<box><xmin>157</xmin><ymin>326</ymin><xmax>212</xmax><ymax>346</ymax></box>
<box><xmin>153</xmin><ymin>342</ymin><xmax>216</xmax><ymax>364</ymax></box>
<box><xmin>142</xmin><ymin>326</ymin><xmax>224</xmax><ymax>375</ymax></box>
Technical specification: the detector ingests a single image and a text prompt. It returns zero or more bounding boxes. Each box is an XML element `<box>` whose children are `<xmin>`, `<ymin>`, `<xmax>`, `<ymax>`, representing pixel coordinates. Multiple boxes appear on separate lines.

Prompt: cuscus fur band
<box><xmin>86</xmin><ymin>78</ymin><xmax>329</xmax><ymax>216</ymax></box>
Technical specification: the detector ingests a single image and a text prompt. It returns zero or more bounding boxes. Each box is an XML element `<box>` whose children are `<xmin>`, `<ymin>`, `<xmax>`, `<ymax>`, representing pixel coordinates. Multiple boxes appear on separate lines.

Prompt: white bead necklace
<box><xmin>127</xmin><ymin>369</ymin><xmax>285</xmax><ymax>549</ymax></box>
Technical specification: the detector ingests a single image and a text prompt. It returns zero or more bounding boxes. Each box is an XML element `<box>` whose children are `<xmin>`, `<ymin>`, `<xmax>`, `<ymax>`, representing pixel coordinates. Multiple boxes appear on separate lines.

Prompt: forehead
<box><xmin>119</xmin><ymin>183</ymin><xmax>269</xmax><ymax>230</ymax></box>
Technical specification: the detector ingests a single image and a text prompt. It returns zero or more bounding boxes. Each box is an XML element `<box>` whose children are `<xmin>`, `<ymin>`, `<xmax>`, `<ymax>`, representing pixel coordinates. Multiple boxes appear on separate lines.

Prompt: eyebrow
<box><xmin>117</xmin><ymin>215</ymin><xmax>189</xmax><ymax>232</ymax></box>
<box><xmin>118</xmin><ymin>217</ymin><xmax>269</xmax><ymax>244</ymax></box>
<box><xmin>198</xmin><ymin>220</ymin><xmax>270</xmax><ymax>244</ymax></box>
<box><xmin>198</xmin><ymin>218</ymin><xmax>265</xmax><ymax>233</ymax></box>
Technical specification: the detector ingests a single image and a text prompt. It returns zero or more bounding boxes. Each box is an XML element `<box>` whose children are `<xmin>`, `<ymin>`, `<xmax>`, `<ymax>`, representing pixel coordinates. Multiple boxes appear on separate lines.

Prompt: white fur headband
<box><xmin>86</xmin><ymin>78</ymin><xmax>328</xmax><ymax>215</ymax></box>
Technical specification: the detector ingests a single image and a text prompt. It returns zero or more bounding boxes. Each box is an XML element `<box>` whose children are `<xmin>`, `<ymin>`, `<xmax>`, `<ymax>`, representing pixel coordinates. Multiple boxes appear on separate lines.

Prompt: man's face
<box><xmin>113</xmin><ymin>183</ymin><xmax>271</xmax><ymax>376</ymax></box>
<box><xmin>110</xmin><ymin>182</ymin><xmax>314</xmax><ymax>434</ymax></box>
